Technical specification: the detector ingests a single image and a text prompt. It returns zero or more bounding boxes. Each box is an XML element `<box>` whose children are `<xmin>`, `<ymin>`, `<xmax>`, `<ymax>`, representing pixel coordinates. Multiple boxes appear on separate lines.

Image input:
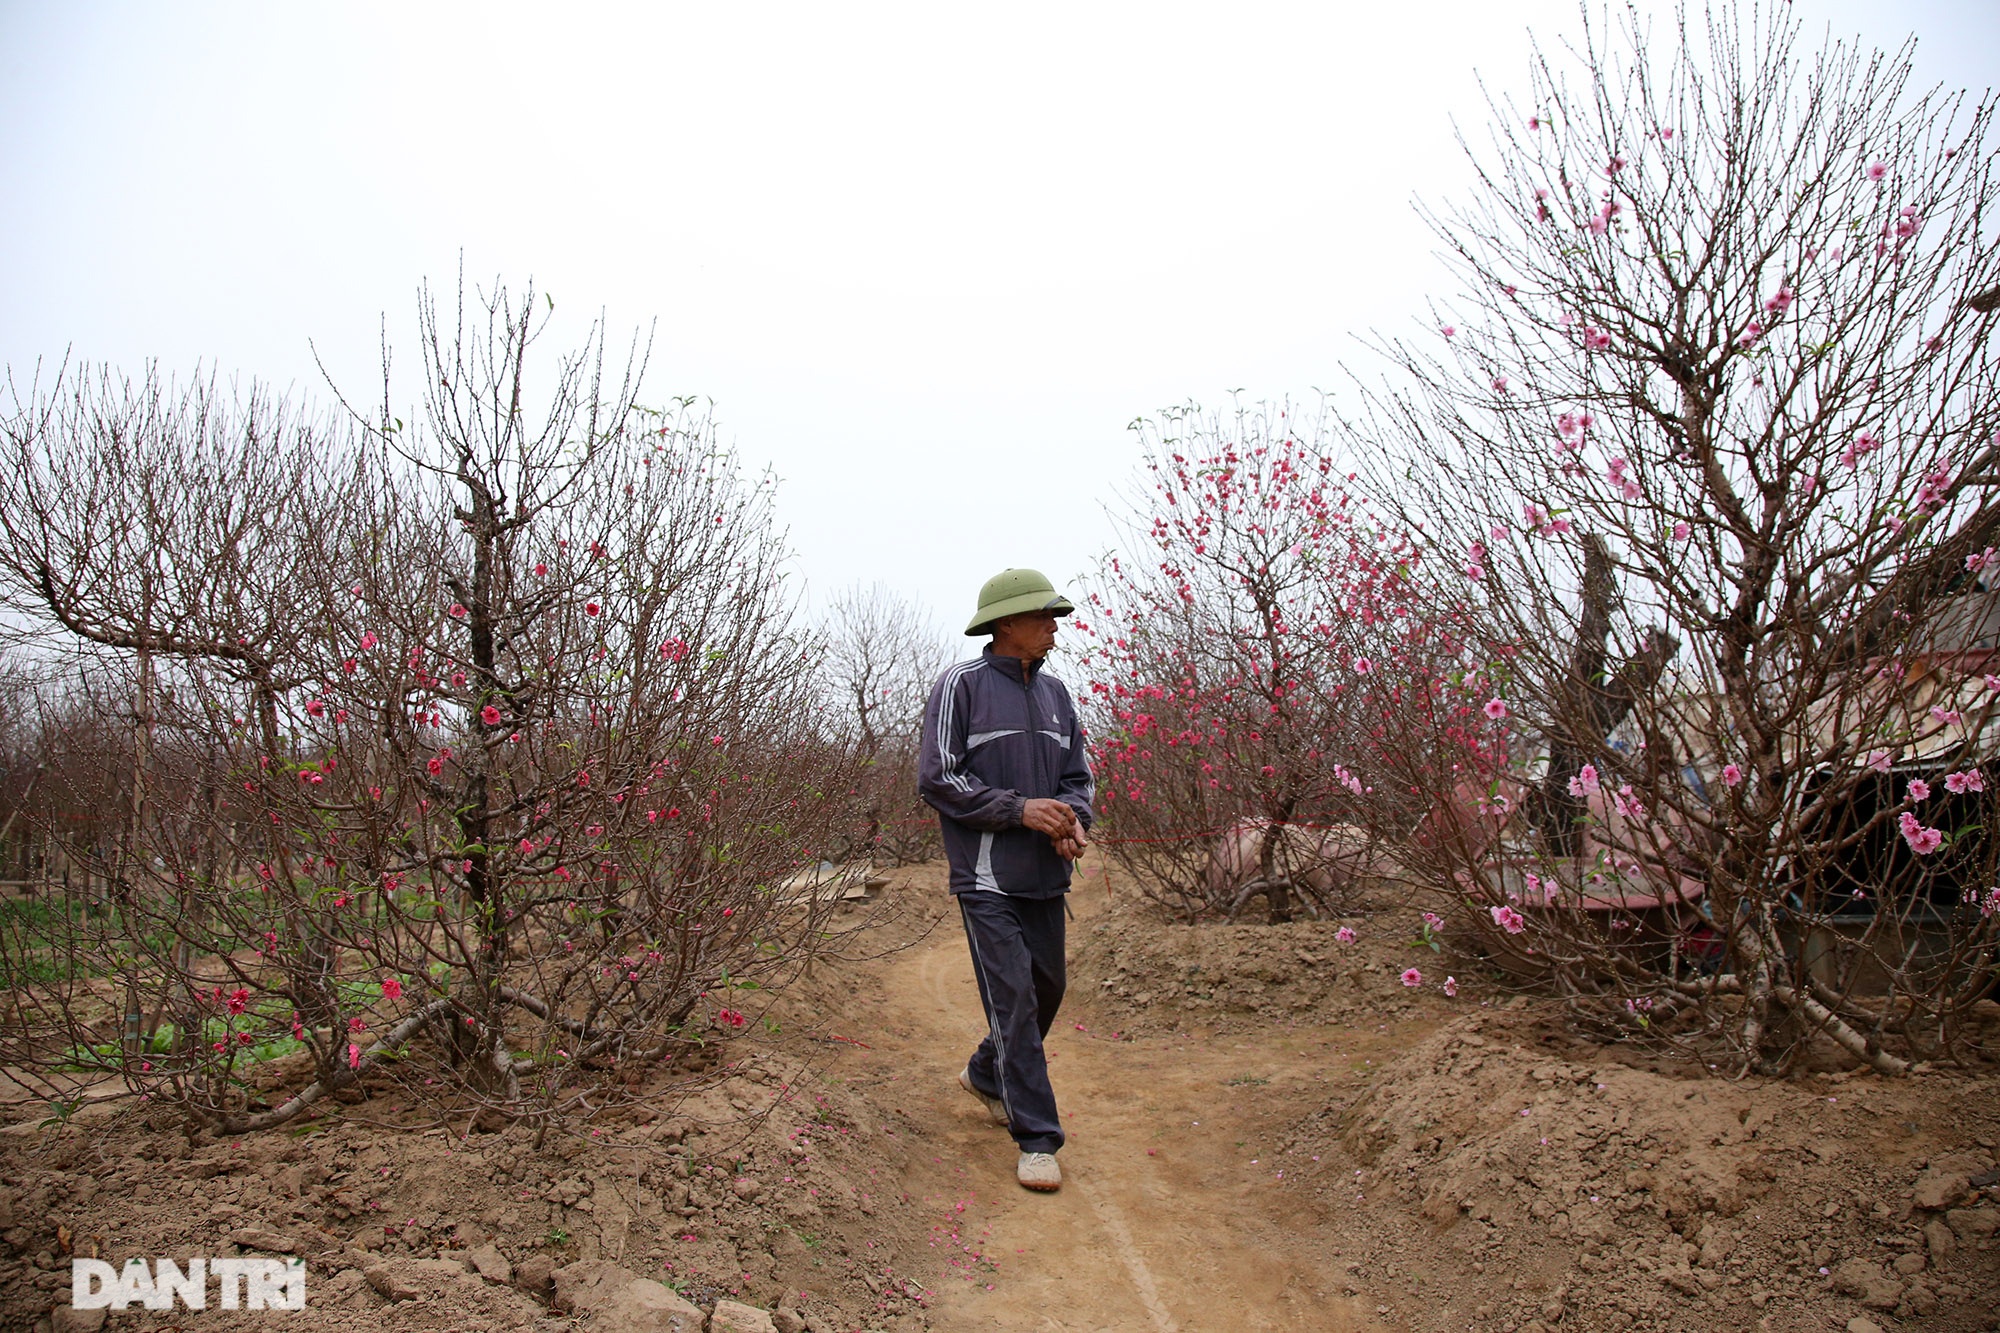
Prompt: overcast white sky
<box><xmin>2</xmin><ymin>2</ymin><xmax>1994</xmax><ymax>636</ymax></box>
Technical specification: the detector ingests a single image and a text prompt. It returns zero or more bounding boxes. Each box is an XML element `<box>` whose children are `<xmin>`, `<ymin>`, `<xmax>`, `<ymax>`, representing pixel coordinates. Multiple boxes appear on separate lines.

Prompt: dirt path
<box><xmin>834</xmin><ymin>873</ymin><xmax>1398</xmax><ymax>1333</ymax></box>
<box><xmin>6</xmin><ymin>861</ymin><xmax>1991</xmax><ymax>1333</ymax></box>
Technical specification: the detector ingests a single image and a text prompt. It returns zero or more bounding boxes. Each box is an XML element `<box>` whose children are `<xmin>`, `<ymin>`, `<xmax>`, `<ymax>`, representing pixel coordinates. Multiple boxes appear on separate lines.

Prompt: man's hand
<box><xmin>1021</xmin><ymin>798</ymin><xmax>1079</xmax><ymax>840</ymax></box>
<box><xmin>1024</xmin><ymin>799</ymin><xmax>1088</xmax><ymax>861</ymax></box>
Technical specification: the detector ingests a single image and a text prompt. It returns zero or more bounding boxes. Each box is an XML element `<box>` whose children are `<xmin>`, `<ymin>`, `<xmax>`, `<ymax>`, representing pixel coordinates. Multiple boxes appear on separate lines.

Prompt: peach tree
<box><xmin>0</xmin><ymin>281</ymin><xmax>857</xmax><ymax>1132</ymax></box>
<box><xmin>1349</xmin><ymin>2</ymin><xmax>2000</xmax><ymax>1073</ymax></box>
<box><xmin>1076</xmin><ymin>400</ymin><xmax>1445</xmax><ymax>921</ymax></box>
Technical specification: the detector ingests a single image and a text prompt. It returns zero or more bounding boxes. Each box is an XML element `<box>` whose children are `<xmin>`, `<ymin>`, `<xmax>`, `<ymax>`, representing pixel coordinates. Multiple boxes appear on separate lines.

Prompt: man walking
<box><xmin>918</xmin><ymin>568</ymin><xmax>1093</xmax><ymax>1192</ymax></box>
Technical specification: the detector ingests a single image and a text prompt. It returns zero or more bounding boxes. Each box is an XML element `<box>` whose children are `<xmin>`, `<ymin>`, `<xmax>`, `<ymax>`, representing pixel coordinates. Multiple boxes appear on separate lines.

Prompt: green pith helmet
<box><xmin>965</xmin><ymin>568</ymin><xmax>1076</xmax><ymax>636</ymax></box>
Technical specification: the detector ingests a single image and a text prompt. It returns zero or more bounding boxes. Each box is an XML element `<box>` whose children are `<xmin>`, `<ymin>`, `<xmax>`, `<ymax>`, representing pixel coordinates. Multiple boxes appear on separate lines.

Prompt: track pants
<box><xmin>957</xmin><ymin>891</ymin><xmax>1067</xmax><ymax>1155</ymax></box>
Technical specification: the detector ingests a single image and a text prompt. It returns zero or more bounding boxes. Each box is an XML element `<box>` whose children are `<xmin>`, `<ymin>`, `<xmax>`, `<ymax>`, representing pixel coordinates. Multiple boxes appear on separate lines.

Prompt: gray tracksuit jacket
<box><xmin>917</xmin><ymin>649</ymin><xmax>1095</xmax><ymax>898</ymax></box>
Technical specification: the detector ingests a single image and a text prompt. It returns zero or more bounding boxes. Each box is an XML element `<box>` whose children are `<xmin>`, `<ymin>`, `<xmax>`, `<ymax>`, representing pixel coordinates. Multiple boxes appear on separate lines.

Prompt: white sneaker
<box><xmin>958</xmin><ymin>1067</ymin><xmax>1009</xmax><ymax>1126</ymax></box>
<box><xmin>1016</xmin><ymin>1152</ymin><xmax>1061</xmax><ymax>1192</ymax></box>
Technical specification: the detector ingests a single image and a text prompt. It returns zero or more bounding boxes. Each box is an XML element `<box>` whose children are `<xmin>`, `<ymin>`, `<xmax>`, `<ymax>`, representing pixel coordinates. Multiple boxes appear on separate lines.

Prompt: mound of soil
<box><xmin>1</xmin><ymin>1045</ymin><xmax>960</xmax><ymax>1332</ymax></box>
<box><xmin>1273</xmin><ymin>1007</ymin><xmax>2000</xmax><ymax>1331</ymax></box>
<box><xmin>1070</xmin><ymin>900</ymin><xmax>1441</xmax><ymax>1032</ymax></box>
<box><xmin>1072</xmin><ymin>884</ymin><xmax>2000</xmax><ymax>1330</ymax></box>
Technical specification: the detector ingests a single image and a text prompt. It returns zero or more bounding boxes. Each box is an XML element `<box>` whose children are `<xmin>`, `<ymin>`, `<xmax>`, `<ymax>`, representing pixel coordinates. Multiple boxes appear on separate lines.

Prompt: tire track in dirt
<box><xmin>852</xmin><ymin>871</ymin><xmax>1390</xmax><ymax>1333</ymax></box>
<box><xmin>1073</xmin><ymin>1175</ymin><xmax>1179</xmax><ymax>1333</ymax></box>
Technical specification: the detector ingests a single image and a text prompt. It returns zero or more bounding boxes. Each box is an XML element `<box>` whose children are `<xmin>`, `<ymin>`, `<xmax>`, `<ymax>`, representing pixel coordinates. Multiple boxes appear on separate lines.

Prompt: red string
<box><xmin>1093</xmin><ymin>819</ymin><xmax>1364</xmax><ymax>847</ymax></box>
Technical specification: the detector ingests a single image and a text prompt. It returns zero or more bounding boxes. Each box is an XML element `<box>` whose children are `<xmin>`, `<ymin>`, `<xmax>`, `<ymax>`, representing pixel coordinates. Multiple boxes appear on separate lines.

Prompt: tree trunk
<box><xmin>1260</xmin><ymin>815</ymin><xmax>1292</xmax><ymax>924</ymax></box>
<box><xmin>1534</xmin><ymin>535</ymin><xmax>1678</xmax><ymax>852</ymax></box>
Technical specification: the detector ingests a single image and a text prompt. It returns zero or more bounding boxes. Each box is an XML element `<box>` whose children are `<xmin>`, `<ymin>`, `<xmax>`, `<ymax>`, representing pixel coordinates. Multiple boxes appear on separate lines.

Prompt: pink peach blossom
<box><xmin>1839</xmin><ymin>429</ymin><xmax>1882</xmax><ymax>470</ymax></box>
<box><xmin>1898</xmin><ymin>811</ymin><xmax>1942</xmax><ymax>855</ymax></box>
